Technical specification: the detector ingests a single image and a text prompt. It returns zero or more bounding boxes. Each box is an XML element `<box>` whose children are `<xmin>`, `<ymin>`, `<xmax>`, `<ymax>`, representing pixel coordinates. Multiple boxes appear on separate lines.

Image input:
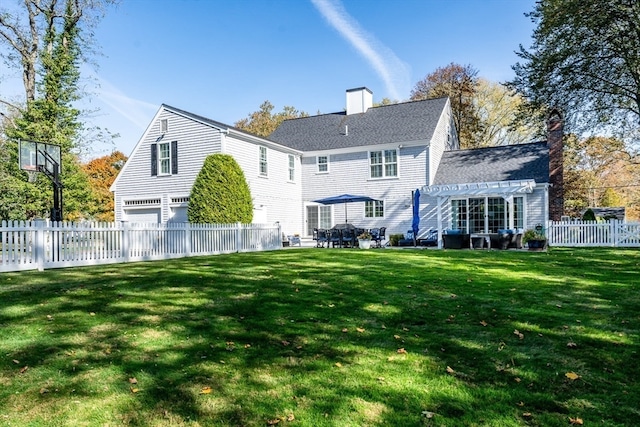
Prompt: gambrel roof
<box><xmin>269</xmin><ymin>97</ymin><xmax>450</xmax><ymax>151</ymax></box>
<box><xmin>434</xmin><ymin>142</ymin><xmax>550</xmax><ymax>185</ymax></box>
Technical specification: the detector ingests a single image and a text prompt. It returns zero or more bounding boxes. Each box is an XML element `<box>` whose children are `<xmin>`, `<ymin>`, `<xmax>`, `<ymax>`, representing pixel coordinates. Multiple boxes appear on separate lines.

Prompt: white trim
<box><xmin>421</xmin><ymin>179</ymin><xmax>536</xmax><ymax>197</ymax></box>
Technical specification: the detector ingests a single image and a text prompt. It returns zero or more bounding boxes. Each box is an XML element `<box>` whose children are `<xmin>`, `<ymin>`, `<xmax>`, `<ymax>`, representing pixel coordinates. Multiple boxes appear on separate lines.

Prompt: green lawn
<box><xmin>1</xmin><ymin>248</ymin><xmax>638</xmax><ymax>426</ymax></box>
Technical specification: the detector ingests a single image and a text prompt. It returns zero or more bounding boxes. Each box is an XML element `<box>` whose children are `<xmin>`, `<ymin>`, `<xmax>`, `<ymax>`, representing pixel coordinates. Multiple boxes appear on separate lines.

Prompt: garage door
<box><xmin>125</xmin><ymin>208</ymin><xmax>161</xmax><ymax>223</ymax></box>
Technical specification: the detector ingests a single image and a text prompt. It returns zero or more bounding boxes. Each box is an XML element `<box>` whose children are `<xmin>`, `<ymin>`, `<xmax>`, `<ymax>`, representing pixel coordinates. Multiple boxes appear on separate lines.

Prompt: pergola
<box><xmin>419</xmin><ymin>179</ymin><xmax>540</xmax><ymax>248</ymax></box>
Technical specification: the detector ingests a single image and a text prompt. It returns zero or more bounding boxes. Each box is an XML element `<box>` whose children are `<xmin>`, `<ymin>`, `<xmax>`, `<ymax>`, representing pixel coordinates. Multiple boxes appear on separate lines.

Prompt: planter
<box><xmin>358</xmin><ymin>238</ymin><xmax>371</xmax><ymax>249</ymax></box>
<box><xmin>527</xmin><ymin>239</ymin><xmax>547</xmax><ymax>251</ymax></box>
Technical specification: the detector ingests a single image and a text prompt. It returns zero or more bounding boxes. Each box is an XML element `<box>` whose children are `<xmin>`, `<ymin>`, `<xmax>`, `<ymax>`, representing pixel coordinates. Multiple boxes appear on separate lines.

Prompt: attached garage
<box><xmin>124</xmin><ymin>208</ymin><xmax>161</xmax><ymax>223</ymax></box>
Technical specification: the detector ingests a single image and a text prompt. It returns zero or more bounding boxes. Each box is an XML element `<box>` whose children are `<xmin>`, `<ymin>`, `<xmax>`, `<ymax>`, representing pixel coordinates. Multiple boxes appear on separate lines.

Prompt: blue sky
<box><xmin>4</xmin><ymin>0</ymin><xmax>536</xmax><ymax>158</ymax></box>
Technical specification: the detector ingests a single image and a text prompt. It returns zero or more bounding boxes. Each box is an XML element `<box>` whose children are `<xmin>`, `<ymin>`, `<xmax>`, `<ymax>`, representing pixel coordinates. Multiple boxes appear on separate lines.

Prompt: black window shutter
<box><xmin>171</xmin><ymin>141</ymin><xmax>178</xmax><ymax>174</ymax></box>
<box><xmin>151</xmin><ymin>143</ymin><xmax>157</xmax><ymax>176</ymax></box>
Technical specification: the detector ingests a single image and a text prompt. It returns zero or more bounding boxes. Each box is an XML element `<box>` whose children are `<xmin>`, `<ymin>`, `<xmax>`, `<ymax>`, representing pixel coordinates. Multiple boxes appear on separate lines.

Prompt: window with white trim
<box><xmin>259</xmin><ymin>146</ymin><xmax>268</xmax><ymax>176</ymax></box>
<box><xmin>288</xmin><ymin>154</ymin><xmax>295</xmax><ymax>181</ymax></box>
<box><xmin>160</xmin><ymin>119</ymin><xmax>168</xmax><ymax>133</ymax></box>
<box><xmin>365</xmin><ymin>200</ymin><xmax>384</xmax><ymax>218</ymax></box>
<box><xmin>317</xmin><ymin>155</ymin><xmax>329</xmax><ymax>173</ymax></box>
<box><xmin>158</xmin><ymin>142</ymin><xmax>171</xmax><ymax>175</ymax></box>
<box><xmin>369</xmin><ymin>149</ymin><xmax>397</xmax><ymax>178</ymax></box>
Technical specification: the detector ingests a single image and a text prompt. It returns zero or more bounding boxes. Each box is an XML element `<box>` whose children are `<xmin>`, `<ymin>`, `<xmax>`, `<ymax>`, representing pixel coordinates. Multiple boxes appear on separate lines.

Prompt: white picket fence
<box><xmin>0</xmin><ymin>220</ymin><xmax>282</xmax><ymax>272</ymax></box>
<box><xmin>546</xmin><ymin>220</ymin><xmax>640</xmax><ymax>247</ymax></box>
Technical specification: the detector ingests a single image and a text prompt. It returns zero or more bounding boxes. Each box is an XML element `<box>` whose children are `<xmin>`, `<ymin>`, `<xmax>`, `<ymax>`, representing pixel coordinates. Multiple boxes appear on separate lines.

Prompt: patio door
<box><xmin>306</xmin><ymin>205</ymin><xmax>332</xmax><ymax>236</ymax></box>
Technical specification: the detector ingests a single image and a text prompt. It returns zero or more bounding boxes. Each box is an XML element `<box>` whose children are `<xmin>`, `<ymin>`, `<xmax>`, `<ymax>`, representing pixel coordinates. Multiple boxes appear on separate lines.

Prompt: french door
<box><xmin>306</xmin><ymin>205</ymin><xmax>332</xmax><ymax>236</ymax></box>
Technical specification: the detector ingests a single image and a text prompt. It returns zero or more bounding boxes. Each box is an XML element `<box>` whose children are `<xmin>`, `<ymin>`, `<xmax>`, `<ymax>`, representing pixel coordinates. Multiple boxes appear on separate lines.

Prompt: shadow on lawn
<box><xmin>1</xmin><ymin>248</ymin><xmax>639</xmax><ymax>426</ymax></box>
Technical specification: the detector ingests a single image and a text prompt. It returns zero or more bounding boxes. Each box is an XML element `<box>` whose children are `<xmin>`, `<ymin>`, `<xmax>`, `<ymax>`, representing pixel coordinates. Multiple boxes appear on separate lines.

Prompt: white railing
<box><xmin>0</xmin><ymin>220</ymin><xmax>282</xmax><ymax>272</ymax></box>
<box><xmin>546</xmin><ymin>219</ymin><xmax>640</xmax><ymax>247</ymax></box>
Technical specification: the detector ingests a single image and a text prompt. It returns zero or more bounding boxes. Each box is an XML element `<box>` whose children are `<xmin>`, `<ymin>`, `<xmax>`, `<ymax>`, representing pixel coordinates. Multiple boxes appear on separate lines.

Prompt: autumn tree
<box><xmin>82</xmin><ymin>151</ymin><xmax>127</xmax><ymax>221</ymax></box>
<box><xmin>411</xmin><ymin>63</ymin><xmax>481</xmax><ymax>148</ymax></box>
<box><xmin>509</xmin><ymin>0</ymin><xmax>640</xmax><ymax>149</ymax></box>
<box><xmin>235</xmin><ymin>101</ymin><xmax>308</xmax><ymax>138</ymax></box>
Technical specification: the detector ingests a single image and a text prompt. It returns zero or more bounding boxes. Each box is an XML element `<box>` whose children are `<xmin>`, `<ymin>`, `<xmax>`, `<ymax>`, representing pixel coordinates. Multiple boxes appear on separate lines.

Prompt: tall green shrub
<box><xmin>188</xmin><ymin>154</ymin><xmax>253</xmax><ymax>224</ymax></box>
<box><xmin>582</xmin><ymin>208</ymin><xmax>596</xmax><ymax>221</ymax></box>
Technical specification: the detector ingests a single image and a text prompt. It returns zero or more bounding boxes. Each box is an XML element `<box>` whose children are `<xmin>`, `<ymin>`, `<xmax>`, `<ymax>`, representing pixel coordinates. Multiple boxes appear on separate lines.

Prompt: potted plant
<box><xmin>522</xmin><ymin>225</ymin><xmax>547</xmax><ymax>251</ymax></box>
<box><xmin>357</xmin><ymin>231</ymin><xmax>372</xmax><ymax>249</ymax></box>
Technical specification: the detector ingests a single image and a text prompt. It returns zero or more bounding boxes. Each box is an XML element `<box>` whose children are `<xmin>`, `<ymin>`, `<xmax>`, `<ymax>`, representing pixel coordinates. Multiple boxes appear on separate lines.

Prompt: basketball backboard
<box><xmin>19</xmin><ymin>140</ymin><xmax>61</xmax><ymax>175</ymax></box>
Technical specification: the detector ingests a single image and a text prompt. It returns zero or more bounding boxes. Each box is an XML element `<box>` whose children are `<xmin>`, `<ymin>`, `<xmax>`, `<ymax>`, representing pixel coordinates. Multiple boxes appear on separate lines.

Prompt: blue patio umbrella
<box><xmin>412</xmin><ymin>189</ymin><xmax>421</xmax><ymax>243</ymax></box>
<box><xmin>313</xmin><ymin>194</ymin><xmax>377</xmax><ymax>223</ymax></box>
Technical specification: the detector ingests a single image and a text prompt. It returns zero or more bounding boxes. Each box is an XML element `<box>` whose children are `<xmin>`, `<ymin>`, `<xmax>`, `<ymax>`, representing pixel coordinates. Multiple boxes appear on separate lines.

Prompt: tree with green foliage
<box><xmin>235</xmin><ymin>101</ymin><xmax>308</xmax><ymax>138</ymax></box>
<box><xmin>188</xmin><ymin>154</ymin><xmax>253</xmax><ymax>224</ymax></box>
<box><xmin>509</xmin><ymin>0</ymin><xmax>640</xmax><ymax>149</ymax></box>
<box><xmin>0</xmin><ymin>0</ymin><xmax>114</xmax><ymax>220</ymax></box>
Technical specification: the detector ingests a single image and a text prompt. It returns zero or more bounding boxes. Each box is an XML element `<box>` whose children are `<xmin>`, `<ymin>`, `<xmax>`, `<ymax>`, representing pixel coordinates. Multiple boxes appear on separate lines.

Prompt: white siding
<box><xmin>224</xmin><ymin>135</ymin><xmax>303</xmax><ymax>236</ymax></box>
<box><xmin>113</xmin><ymin>107</ymin><xmax>223</xmax><ymax>222</ymax></box>
<box><xmin>113</xmin><ymin>106</ymin><xmax>302</xmax><ymax>234</ymax></box>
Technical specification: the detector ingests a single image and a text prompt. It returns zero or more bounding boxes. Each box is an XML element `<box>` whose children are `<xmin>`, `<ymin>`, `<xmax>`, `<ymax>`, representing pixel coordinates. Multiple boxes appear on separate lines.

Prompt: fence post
<box><xmin>182</xmin><ymin>222</ymin><xmax>191</xmax><ymax>256</ymax></box>
<box><xmin>611</xmin><ymin>219</ymin><xmax>618</xmax><ymax>247</ymax></box>
<box><xmin>34</xmin><ymin>219</ymin><xmax>46</xmax><ymax>271</ymax></box>
<box><xmin>121</xmin><ymin>221</ymin><xmax>130</xmax><ymax>262</ymax></box>
<box><xmin>236</xmin><ymin>222</ymin><xmax>242</xmax><ymax>252</ymax></box>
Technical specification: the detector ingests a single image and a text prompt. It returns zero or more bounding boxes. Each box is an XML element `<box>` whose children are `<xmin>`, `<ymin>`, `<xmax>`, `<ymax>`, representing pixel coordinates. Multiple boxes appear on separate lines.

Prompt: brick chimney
<box><xmin>547</xmin><ymin>108</ymin><xmax>564</xmax><ymax>221</ymax></box>
<box><xmin>346</xmin><ymin>87</ymin><xmax>373</xmax><ymax>115</ymax></box>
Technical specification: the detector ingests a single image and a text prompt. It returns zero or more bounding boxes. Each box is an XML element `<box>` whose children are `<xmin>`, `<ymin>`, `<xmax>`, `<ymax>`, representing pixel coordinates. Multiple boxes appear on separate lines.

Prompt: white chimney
<box><xmin>346</xmin><ymin>87</ymin><xmax>373</xmax><ymax>115</ymax></box>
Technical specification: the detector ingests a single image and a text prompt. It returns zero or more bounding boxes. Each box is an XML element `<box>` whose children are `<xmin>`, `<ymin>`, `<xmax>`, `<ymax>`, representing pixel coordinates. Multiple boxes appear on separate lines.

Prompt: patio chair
<box><xmin>328</xmin><ymin>228</ymin><xmax>342</xmax><ymax>248</ymax></box>
<box><xmin>341</xmin><ymin>228</ymin><xmax>356</xmax><ymax>247</ymax></box>
<box><xmin>370</xmin><ymin>227</ymin><xmax>386</xmax><ymax>248</ymax></box>
<box><xmin>313</xmin><ymin>228</ymin><xmax>328</xmax><ymax>248</ymax></box>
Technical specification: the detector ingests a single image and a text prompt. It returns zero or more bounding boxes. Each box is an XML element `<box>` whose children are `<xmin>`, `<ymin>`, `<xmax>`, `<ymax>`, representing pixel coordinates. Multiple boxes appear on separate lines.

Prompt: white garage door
<box><xmin>125</xmin><ymin>208</ymin><xmax>161</xmax><ymax>223</ymax></box>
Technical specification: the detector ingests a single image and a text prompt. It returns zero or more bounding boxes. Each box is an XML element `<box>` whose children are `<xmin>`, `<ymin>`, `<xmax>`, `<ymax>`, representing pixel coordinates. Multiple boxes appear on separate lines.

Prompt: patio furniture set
<box><xmin>443</xmin><ymin>229</ymin><xmax>524</xmax><ymax>250</ymax></box>
<box><xmin>313</xmin><ymin>226</ymin><xmax>386</xmax><ymax>248</ymax></box>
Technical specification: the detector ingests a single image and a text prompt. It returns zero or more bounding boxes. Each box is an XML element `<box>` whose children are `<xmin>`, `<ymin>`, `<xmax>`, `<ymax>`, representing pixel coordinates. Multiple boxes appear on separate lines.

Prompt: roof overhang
<box><xmin>420</xmin><ymin>179</ymin><xmax>537</xmax><ymax>198</ymax></box>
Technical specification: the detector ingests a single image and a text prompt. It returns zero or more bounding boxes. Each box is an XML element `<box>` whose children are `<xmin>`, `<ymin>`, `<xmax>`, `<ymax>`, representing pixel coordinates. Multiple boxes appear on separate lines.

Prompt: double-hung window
<box><xmin>365</xmin><ymin>200</ymin><xmax>384</xmax><ymax>218</ymax></box>
<box><xmin>288</xmin><ymin>154</ymin><xmax>295</xmax><ymax>182</ymax></box>
<box><xmin>317</xmin><ymin>155</ymin><xmax>329</xmax><ymax>173</ymax></box>
<box><xmin>151</xmin><ymin>141</ymin><xmax>178</xmax><ymax>176</ymax></box>
<box><xmin>369</xmin><ymin>149</ymin><xmax>398</xmax><ymax>178</ymax></box>
<box><xmin>259</xmin><ymin>146</ymin><xmax>268</xmax><ymax>176</ymax></box>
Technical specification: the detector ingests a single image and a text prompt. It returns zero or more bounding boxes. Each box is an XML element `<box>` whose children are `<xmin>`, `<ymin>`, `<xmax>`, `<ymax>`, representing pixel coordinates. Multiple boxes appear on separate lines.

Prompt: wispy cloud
<box><xmin>310</xmin><ymin>0</ymin><xmax>410</xmax><ymax>100</ymax></box>
<box><xmin>90</xmin><ymin>74</ymin><xmax>158</xmax><ymax>130</ymax></box>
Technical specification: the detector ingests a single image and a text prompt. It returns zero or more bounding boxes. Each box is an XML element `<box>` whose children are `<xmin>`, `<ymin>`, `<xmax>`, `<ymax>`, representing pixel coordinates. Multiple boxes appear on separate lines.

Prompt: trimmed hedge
<box><xmin>188</xmin><ymin>154</ymin><xmax>253</xmax><ymax>224</ymax></box>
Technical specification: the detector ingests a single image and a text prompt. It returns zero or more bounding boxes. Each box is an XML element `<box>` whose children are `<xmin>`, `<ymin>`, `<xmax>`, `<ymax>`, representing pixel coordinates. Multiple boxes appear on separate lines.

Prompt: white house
<box><xmin>111</xmin><ymin>87</ymin><xmax>564</xmax><ymax>243</ymax></box>
<box><xmin>110</xmin><ymin>105</ymin><xmax>303</xmax><ymax>231</ymax></box>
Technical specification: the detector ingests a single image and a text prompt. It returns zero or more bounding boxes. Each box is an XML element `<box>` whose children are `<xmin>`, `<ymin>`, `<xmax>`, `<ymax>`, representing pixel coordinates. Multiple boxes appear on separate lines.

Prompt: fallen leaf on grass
<box><xmin>567</xmin><ymin>341</ymin><xmax>578</xmax><ymax>348</ymax></box>
<box><xmin>522</xmin><ymin>412</ymin><xmax>532</xmax><ymax>418</ymax></box>
<box><xmin>394</xmin><ymin>335</ymin><xmax>401</xmax><ymax>340</ymax></box>
<box><xmin>20</xmin><ymin>366</ymin><xmax>28</xmax><ymax>374</ymax></box>
<box><xmin>12</xmin><ymin>359</ymin><xmax>19</xmax><ymax>364</ymax></box>
<box><xmin>200</xmin><ymin>386</ymin><xmax>212</xmax><ymax>394</ymax></box>
<box><xmin>130</xmin><ymin>387</ymin><xmax>139</xmax><ymax>393</ymax></box>
<box><xmin>569</xmin><ymin>416</ymin><xmax>584</xmax><ymax>425</ymax></box>
<box><xmin>422</xmin><ymin>411</ymin><xmax>435</xmax><ymax>418</ymax></box>
<box><xmin>341</xmin><ymin>328</ymin><xmax>348</xmax><ymax>333</ymax></box>
<box><xmin>513</xmin><ymin>329</ymin><xmax>524</xmax><ymax>340</ymax></box>
<box><xmin>480</xmin><ymin>320</ymin><xmax>488</xmax><ymax>326</ymax></box>
<box><xmin>335</xmin><ymin>362</ymin><xmax>342</xmax><ymax>368</ymax></box>
<box><xmin>446</xmin><ymin>366</ymin><xmax>455</xmax><ymax>374</ymax></box>
<box><xmin>356</xmin><ymin>327</ymin><xmax>365</xmax><ymax>333</ymax></box>
<box><xmin>267</xmin><ymin>419</ymin><xmax>280</xmax><ymax>425</ymax></box>
<box><xmin>397</xmin><ymin>348</ymin><xmax>407</xmax><ymax>354</ymax></box>
<box><xmin>39</xmin><ymin>388</ymin><xmax>49</xmax><ymax>394</ymax></box>
<box><xmin>286</xmin><ymin>413</ymin><xmax>295</xmax><ymax>421</ymax></box>
<box><xmin>514</xmin><ymin>377</ymin><xmax>521</xmax><ymax>383</ymax></box>
<box><xmin>128</xmin><ymin>377</ymin><xmax>138</xmax><ymax>384</ymax></box>
<box><xmin>516</xmin><ymin>401</ymin><xmax>525</xmax><ymax>407</ymax></box>
<box><xmin>565</xmin><ymin>372</ymin><xmax>580</xmax><ymax>380</ymax></box>
<box><xmin>281</xmin><ymin>340</ymin><xmax>290</xmax><ymax>346</ymax></box>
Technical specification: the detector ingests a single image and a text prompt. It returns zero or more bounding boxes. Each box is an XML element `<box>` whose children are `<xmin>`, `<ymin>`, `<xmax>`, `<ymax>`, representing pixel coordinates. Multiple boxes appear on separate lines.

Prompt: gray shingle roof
<box><xmin>268</xmin><ymin>97</ymin><xmax>449</xmax><ymax>151</ymax></box>
<box><xmin>434</xmin><ymin>142</ymin><xmax>550</xmax><ymax>185</ymax></box>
